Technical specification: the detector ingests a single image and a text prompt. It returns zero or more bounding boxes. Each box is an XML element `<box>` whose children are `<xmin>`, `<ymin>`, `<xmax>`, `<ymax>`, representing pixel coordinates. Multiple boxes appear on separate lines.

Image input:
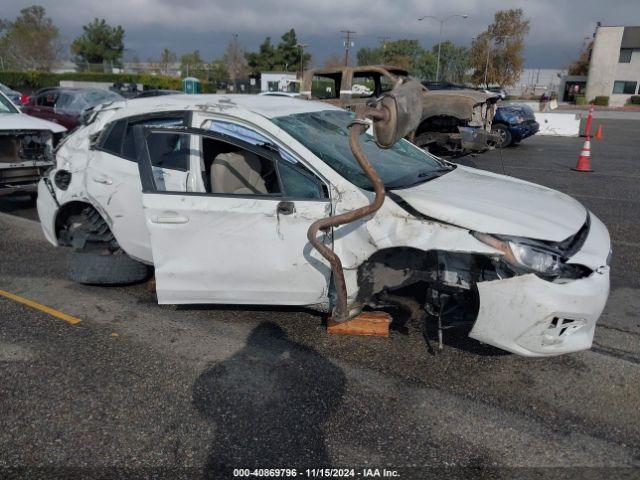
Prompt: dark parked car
<box><xmin>22</xmin><ymin>88</ymin><xmax>123</xmax><ymax>130</ymax></box>
<box><xmin>491</xmin><ymin>104</ymin><xmax>539</xmax><ymax>148</ymax></box>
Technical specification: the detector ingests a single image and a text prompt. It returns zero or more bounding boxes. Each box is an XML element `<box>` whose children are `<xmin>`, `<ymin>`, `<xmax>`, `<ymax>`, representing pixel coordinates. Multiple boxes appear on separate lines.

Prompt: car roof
<box><xmin>108</xmin><ymin>94</ymin><xmax>342</xmax><ymax>119</ymax></box>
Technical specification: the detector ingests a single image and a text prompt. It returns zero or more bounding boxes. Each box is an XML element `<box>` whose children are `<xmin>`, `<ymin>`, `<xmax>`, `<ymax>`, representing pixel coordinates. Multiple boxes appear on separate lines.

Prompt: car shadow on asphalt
<box><xmin>192</xmin><ymin>321</ymin><xmax>347</xmax><ymax>477</ymax></box>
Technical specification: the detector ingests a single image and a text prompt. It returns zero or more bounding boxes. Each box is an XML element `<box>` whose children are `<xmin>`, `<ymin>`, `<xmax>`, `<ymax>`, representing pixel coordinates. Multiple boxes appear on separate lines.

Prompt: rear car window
<box><xmin>121</xmin><ymin>116</ymin><xmax>186</xmax><ymax>161</ymax></box>
<box><xmin>99</xmin><ymin>120</ymin><xmax>127</xmax><ymax>155</ymax></box>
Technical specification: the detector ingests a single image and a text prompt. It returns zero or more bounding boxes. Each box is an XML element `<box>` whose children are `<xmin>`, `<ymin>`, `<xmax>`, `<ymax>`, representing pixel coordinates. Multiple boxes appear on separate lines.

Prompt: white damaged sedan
<box><xmin>37</xmin><ymin>94</ymin><xmax>611</xmax><ymax>356</ymax></box>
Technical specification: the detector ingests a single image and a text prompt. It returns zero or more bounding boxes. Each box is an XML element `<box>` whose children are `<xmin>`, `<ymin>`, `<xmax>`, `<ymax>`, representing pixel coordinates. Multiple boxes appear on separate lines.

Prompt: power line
<box><xmin>341</xmin><ymin>30</ymin><xmax>356</xmax><ymax>66</ymax></box>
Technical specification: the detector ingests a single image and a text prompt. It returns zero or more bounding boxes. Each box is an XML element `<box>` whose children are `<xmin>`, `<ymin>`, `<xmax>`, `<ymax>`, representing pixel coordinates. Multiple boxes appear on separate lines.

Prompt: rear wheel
<box><xmin>492</xmin><ymin>124</ymin><xmax>512</xmax><ymax>148</ymax></box>
<box><xmin>62</xmin><ymin>206</ymin><xmax>149</xmax><ymax>285</ymax></box>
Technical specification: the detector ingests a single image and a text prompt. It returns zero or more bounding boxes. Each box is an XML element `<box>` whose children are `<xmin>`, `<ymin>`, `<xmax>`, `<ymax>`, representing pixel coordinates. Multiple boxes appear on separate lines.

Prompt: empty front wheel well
<box><xmin>355</xmin><ymin>246</ymin><xmax>502</xmax><ymax>304</ymax></box>
<box><xmin>55</xmin><ymin>201</ymin><xmax>118</xmax><ymax>251</ymax></box>
<box><xmin>55</xmin><ymin>201</ymin><xmax>94</xmax><ymax>240</ymax></box>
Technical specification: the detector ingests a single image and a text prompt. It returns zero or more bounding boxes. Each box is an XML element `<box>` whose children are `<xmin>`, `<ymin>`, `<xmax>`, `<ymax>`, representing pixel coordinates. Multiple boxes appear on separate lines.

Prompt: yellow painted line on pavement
<box><xmin>0</xmin><ymin>289</ymin><xmax>81</xmax><ymax>325</ymax></box>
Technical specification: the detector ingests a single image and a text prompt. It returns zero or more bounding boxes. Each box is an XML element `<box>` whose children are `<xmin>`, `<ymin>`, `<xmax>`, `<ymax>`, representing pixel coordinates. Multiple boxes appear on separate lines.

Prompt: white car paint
<box><xmin>37</xmin><ymin>94</ymin><xmax>611</xmax><ymax>357</ymax></box>
<box><xmin>393</xmin><ymin>166</ymin><xmax>586</xmax><ymax>242</ymax></box>
<box><xmin>0</xmin><ymin>111</ymin><xmax>67</xmax><ymax>134</ymax></box>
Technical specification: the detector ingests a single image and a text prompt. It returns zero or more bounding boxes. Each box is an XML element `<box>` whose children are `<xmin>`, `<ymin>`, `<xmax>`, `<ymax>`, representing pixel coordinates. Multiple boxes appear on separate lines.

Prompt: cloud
<box><xmin>4</xmin><ymin>0</ymin><xmax>640</xmax><ymax>67</ymax></box>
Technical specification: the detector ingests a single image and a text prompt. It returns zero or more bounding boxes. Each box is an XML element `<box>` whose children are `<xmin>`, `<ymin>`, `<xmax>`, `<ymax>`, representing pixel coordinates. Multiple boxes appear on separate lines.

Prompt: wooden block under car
<box><xmin>327</xmin><ymin>311</ymin><xmax>392</xmax><ymax>337</ymax></box>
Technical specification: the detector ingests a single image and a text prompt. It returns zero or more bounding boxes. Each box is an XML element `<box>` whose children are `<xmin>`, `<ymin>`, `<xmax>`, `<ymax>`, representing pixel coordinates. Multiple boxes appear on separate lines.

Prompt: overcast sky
<box><xmin>4</xmin><ymin>0</ymin><xmax>640</xmax><ymax>68</ymax></box>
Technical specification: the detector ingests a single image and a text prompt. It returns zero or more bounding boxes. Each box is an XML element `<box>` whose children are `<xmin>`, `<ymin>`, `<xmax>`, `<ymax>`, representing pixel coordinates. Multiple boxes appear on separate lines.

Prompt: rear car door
<box><xmin>136</xmin><ymin>126</ymin><xmax>331</xmax><ymax>306</ymax></box>
<box><xmin>86</xmin><ymin>112</ymin><xmax>191</xmax><ymax>263</ymax></box>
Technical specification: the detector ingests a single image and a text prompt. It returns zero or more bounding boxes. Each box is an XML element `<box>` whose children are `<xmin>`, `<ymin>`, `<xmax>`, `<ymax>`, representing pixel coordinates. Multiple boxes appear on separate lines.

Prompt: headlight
<box><xmin>472</xmin><ymin>232</ymin><xmax>562</xmax><ymax>275</ymax></box>
<box><xmin>515</xmin><ymin>115</ymin><xmax>524</xmax><ymax>124</ymax></box>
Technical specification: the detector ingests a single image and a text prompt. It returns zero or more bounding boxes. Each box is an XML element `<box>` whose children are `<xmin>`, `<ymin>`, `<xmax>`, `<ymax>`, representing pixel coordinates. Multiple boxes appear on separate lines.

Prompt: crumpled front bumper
<box><xmin>470</xmin><ymin>269</ymin><xmax>609</xmax><ymax>356</ymax></box>
<box><xmin>459</xmin><ymin>127</ymin><xmax>501</xmax><ymax>152</ymax></box>
<box><xmin>469</xmin><ymin>212</ymin><xmax>611</xmax><ymax>357</ymax></box>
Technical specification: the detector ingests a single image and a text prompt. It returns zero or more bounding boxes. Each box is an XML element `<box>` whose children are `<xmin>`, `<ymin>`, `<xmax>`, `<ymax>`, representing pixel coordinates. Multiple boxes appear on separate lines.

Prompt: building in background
<box><xmin>585</xmin><ymin>25</ymin><xmax>640</xmax><ymax>106</ymax></box>
<box><xmin>259</xmin><ymin>72</ymin><xmax>299</xmax><ymax>93</ymax></box>
<box><xmin>507</xmin><ymin>68</ymin><xmax>567</xmax><ymax>97</ymax></box>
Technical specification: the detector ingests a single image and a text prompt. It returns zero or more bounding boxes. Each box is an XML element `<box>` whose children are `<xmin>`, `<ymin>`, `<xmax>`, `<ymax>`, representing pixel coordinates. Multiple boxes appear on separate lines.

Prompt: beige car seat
<box><xmin>210</xmin><ymin>150</ymin><xmax>267</xmax><ymax>194</ymax></box>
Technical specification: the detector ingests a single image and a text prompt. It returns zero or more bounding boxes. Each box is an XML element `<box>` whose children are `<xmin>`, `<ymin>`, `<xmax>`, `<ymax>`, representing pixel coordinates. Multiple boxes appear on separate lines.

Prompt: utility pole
<box><xmin>378</xmin><ymin>36</ymin><xmax>391</xmax><ymax>63</ymax></box>
<box><xmin>296</xmin><ymin>43</ymin><xmax>308</xmax><ymax>82</ymax></box>
<box><xmin>341</xmin><ymin>30</ymin><xmax>356</xmax><ymax>66</ymax></box>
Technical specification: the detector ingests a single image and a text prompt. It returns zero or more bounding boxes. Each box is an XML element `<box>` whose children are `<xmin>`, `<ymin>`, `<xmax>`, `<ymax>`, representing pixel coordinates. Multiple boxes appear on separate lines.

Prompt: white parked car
<box><xmin>0</xmin><ymin>91</ymin><xmax>66</xmax><ymax>198</ymax></box>
<box><xmin>37</xmin><ymin>94</ymin><xmax>611</xmax><ymax>357</ymax></box>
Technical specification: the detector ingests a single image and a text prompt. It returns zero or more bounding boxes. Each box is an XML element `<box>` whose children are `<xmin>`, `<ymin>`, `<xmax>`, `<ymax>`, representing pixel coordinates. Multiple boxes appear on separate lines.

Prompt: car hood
<box><xmin>392</xmin><ymin>166</ymin><xmax>586</xmax><ymax>242</ymax></box>
<box><xmin>0</xmin><ymin>113</ymin><xmax>67</xmax><ymax>134</ymax></box>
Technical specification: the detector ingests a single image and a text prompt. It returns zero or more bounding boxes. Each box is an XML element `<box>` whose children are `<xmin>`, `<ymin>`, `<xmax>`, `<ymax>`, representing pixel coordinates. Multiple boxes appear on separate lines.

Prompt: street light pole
<box><xmin>418</xmin><ymin>14</ymin><xmax>468</xmax><ymax>82</ymax></box>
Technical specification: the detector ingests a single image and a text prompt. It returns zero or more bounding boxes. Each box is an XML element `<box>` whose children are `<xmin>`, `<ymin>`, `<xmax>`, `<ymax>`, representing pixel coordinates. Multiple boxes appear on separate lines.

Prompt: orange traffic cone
<box><xmin>572</xmin><ymin>136</ymin><xmax>593</xmax><ymax>172</ymax></box>
<box><xmin>595</xmin><ymin>124</ymin><xmax>603</xmax><ymax>140</ymax></box>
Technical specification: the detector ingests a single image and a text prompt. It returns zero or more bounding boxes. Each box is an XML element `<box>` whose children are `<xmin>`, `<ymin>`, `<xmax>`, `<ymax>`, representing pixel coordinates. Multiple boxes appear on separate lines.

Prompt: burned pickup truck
<box><xmin>301</xmin><ymin>65</ymin><xmax>499</xmax><ymax>157</ymax></box>
<box><xmin>0</xmin><ymin>92</ymin><xmax>66</xmax><ymax>198</ymax></box>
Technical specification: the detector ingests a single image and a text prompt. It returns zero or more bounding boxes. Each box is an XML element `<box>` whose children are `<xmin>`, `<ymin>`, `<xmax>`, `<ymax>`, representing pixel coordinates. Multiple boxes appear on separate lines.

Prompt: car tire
<box><xmin>67</xmin><ymin>251</ymin><xmax>149</xmax><ymax>285</ymax></box>
<box><xmin>492</xmin><ymin>124</ymin><xmax>512</xmax><ymax>148</ymax></box>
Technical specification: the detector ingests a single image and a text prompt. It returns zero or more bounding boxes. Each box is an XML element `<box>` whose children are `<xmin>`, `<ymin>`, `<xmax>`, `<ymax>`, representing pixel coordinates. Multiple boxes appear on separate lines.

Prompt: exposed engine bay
<box><xmin>0</xmin><ymin>130</ymin><xmax>54</xmax><ymax>196</ymax></box>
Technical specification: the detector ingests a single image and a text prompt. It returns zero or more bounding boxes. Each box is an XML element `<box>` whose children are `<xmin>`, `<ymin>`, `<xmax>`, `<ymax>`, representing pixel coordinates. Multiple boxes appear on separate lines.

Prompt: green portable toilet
<box><xmin>182</xmin><ymin>77</ymin><xmax>201</xmax><ymax>94</ymax></box>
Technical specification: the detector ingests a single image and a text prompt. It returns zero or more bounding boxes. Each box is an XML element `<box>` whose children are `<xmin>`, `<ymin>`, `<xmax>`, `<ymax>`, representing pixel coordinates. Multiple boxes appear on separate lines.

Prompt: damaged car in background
<box><xmin>0</xmin><ymin>91</ymin><xmax>66</xmax><ymax>199</ymax></box>
<box><xmin>301</xmin><ymin>65</ymin><xmax>500</xmax><ymax>157</ymax></box>
<box><xmin>37</xmin><ymin>92</ymin><xmax>610</xmax><ymax>357</ymax></box>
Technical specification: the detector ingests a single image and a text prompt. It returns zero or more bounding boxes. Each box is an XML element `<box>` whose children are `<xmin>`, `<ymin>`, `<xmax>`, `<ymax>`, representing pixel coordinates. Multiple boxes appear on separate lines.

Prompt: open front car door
<box><xmin>135</xmin><ymin>125</ymin><xmax>332</xmax><ymax>306</ymax></box>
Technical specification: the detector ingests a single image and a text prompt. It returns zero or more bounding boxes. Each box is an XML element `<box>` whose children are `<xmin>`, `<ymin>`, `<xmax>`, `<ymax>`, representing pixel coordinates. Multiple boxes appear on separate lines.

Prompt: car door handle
<box><xmin>92</xmin><ymin>176</ymin><xmax>113</xmax><ymax>185</ymax></box>
<box><xmin>150</xmin><ymin>214</ymin><xmax>189</xmax><ymax>224</ymax></box>
<box><xmin>277</xmin><ymin>201</ymin><xmax>295</xmax><ymax>215</ymax></box>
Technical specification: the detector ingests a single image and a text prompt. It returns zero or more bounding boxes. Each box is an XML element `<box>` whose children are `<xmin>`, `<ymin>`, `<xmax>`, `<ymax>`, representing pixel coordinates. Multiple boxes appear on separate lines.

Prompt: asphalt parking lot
<box><xmin>1</xmin><ymin>118</ymin><xmax>639</xmax><ymax>476</ymax></box>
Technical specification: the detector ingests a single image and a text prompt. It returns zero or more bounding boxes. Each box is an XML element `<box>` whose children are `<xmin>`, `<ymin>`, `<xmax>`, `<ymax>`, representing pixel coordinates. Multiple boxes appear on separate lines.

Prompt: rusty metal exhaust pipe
<box><xmin>306</xmin><ymin>80</ymin><xmax>425</xmax><ymax>323</ymax></box>
<box><xmin>307</xmin><ymin>116</ymin><xmax>387</xmax><ymax>322</ymax></box>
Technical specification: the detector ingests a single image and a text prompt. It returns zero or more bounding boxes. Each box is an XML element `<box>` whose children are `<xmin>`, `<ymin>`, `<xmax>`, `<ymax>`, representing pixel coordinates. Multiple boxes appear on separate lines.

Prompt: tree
<box><xmin>180</xmin><ymin>50</ymin><xmax>205</xmax><ymax>77</ymax></box>
<box><xmin>356</xmin><ymin>47</ymin><xmax>383</xmax><ymax>66</ymax></box>
<box><xmin>246</xmin><ymin>37</ymin><xmax>277</xmax><ymax>72</ymax></box>
<box><xmin>223</xmin><ymin>35</ymin><xmax>248</xmax><ymax>86</ymax></box>
<box><xmin>568</xmin><ymin>40</ymin><xmax>593</xmax><ymax>76</ymax></box>
<box><xmin>153</xmin><ymin>48</ymin><xmax>177</xmax><ymax>76</ymax></box>
<box><xmin>355</xmin><ymin>39</ymin><xmax>438</xmax><ymax>79</ymax></box>
<box><xmin>71</xmin><ymin>18</ymin><xmax>125</xmax><ymax>69</ymax></box>
<box><xmin>469</xmin><ymin>9</ymin><xmax>530</xmax><ymax>87</ymax></box>
<box><xmin>245</xmin><ymin>29</ymin><xmax>310</xmax><ymax>74</ymax></box>
<box><xmin>277</xmin><ymin>29</ymin><xmax>310</xmax><ymax>72</ymax></box>
<box><xmin>208</xmin><ymin>60</ymin><xmax>229</xmax><ymax>88</ymax></box>
<box><xmin>323</xmin><ymin>53</ymin><xmax>343</xmax><ymax>69</ymax></box>
<box><xmin>432</xmin><ymin>41</ymin><xmax>470</xmax><ymax>83</ymax></box>
<box><xmin>0</xmin><ymin>6</ymin><xmax>59</xmax><ymax>71</ymax></box>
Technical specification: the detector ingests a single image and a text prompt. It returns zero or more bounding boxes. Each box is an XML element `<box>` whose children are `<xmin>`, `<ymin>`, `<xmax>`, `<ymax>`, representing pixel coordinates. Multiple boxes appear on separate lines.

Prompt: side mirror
<box><xmin>372</xmin><ymin>80</ymin><xmax>423</xmax><ymax>148</ymax></box>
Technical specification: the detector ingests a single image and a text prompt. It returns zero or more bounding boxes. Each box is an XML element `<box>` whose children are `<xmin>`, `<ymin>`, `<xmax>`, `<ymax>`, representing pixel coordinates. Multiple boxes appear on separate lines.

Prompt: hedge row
<box><xmin>592</xmin><ymin>96</ymin><xmax>609</xmax><ymax>106</ymax></box>
<box><xmin>0</xmin><ymin>71</ymin><xmax>219</xmax><ymax>93</ymax></box>
<box><xmin>628</xmin><ymin>95</ymin><xmax>640</xmax><ymax>105</ymax></box>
